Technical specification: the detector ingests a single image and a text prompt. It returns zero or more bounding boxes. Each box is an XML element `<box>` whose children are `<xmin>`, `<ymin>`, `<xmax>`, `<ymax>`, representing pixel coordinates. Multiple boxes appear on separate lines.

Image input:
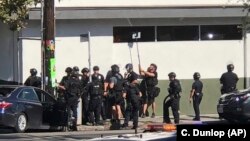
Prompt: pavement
<box><xmin>77</xmin><ymin>114</ymin><xmax>220</xmax><ymax>131</ymax></box>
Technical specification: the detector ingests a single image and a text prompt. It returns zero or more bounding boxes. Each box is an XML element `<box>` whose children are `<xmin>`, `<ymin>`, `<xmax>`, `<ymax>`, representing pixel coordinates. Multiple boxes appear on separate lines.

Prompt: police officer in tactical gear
<box><xmin>122</xmin><ymin>63</ymin><xmax>141</xmax><ymax>129</ymax></box>
<box><xmin>164</xmin><ymin>72</ymin><xmax>182</xmax><ymax>124</ymax></box>
<box><xmin>80</xmin><ymin>67</ymin><xmax>90</xmax><ymax>125</ymax></box>
<box><xmin>220</xmin><ymin>64</ymin><xmax>239</xmax><ymax>94</ymax></box>
<box><xmin>109</xmin><ymin>64</ymin><xmax>125</xmax><ymax>125</ymax></box>
<box><xmin>65</xmin><ymin>71</ymin><xmax>81</xmax><ymax>131</ymax></box>
<box><xmin>24</xmin><ymin>68</ymin><xmax>41</xmax><ymax>88</ymax></box>
<box><xmin>58</xmin><ymin>67</ymin><xmax>73</xmax><ymax>101</ymax></box>
<box><xmin>86</xmin><ymin>73</ymin><xmax>104</xmax><ymax>126</ymax></box>
<box><xmin>140</xmin><ymin>63</ymin><xmax>158</xmax><ymax>118</ymax></box>
<box><xmin>189</xmin><ymin>72</ymin><xmax>203</xmax><ymax>121</ymax></box>
<box><xmin>91</xmin><ymin>66</ymin><xmax>106</xmax><ymax>121</ymax></box>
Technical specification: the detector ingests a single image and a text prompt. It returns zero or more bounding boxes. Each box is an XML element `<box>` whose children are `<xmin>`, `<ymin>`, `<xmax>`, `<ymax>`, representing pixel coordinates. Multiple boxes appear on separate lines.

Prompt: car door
<box><xmin>35</xmin><ymin>89</ymin><xmax>66</xmax><ymax>126</ymax></box>
<box><xmin>17</xmin><ymin>88</ymin><xmax>43</xmax><ymax>128</ymax></box>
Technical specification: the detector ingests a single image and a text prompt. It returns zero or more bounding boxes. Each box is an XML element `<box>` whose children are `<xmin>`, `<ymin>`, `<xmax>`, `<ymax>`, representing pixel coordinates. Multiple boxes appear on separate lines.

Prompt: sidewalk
<box><xmin>77</xmin><ymin>114</ymin><xmax>219</xmax><ymax>131</ymax></box>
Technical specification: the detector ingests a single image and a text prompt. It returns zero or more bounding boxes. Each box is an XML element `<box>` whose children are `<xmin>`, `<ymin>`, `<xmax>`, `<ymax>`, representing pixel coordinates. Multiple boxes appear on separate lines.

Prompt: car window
<box><xmin>0</xmin><ymin>87</ymin><xmax>15</xmax><ymax>97</ymax></box>
<box><xmin>34</xmin><ymin>89</ymin><xmax>55</xmax><ymax>103</ymax></box>
<box><xmin>18</xmin><ymin>88</ymin><xmax>39</xmax><ymax>101</ymax></box>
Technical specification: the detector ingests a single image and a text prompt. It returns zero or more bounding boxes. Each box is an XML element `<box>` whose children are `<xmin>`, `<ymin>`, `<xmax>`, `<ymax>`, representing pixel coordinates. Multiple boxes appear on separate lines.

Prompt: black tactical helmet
<box><xmin>227</xmin><ymin>64</ymin><xmax>234</xmax><ymax>72</ymax></box>
<box><xmin>111</xmin><ymin>64</ymin><xmax>120</xmax><ymax>74</ymax></box>
<box><xmin>193</xmin><ymin>72</ymin><xmax>201</xmax><ymax>80</ymax></box>
<box><xmin>65</xmin><ymin>67</ymin><xmax>73</xmax><ymax>73</ymax></box>
<box><xmin>73</xmin><ymin>66</ymin><xmax>79</xmax><ymax>72</ymax></box>
<box><xmin>168</xmin><ymin>72</ymin><xmax>176</xmax><ymax>78</ymax></box>
<box><xmin>30</xmin><ymin>68</ymin><xmax>37</xmax><ymax>76</ymax></box>
<box><xmin>81</xmin><ymin>67</ymin><xmax>89</xmax><ymax>73</ymax></box>
<box><xmin>125</xmin><ymin>63</ymin><xmax>133</xmax><ymax>72</ymax></box>
<box><xmin>93</xmin><ymin>66</ymin><xmax>99</xmax><ymax>71</ymax></box>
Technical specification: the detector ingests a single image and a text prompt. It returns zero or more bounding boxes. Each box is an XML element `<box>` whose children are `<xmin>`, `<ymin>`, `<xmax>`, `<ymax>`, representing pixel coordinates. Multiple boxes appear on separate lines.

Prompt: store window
<box><xmin>157</xmin><ymin>26</ymin><xmax>199</xmax><ymax>41</ymax></box>
<box><xmin>113</xmin><ymin>26</ymin><xmax>155</xmax><ymax>43</ymax></box>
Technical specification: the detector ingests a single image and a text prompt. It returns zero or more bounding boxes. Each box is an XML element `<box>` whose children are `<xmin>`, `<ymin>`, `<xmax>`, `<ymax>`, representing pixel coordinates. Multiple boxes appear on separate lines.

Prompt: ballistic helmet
<box><xmin>30</xmin><ymin>68</ymin><xmax>37</xmax><ymax>76</ymax></box>
<box><xmin>227</xmin><ymin>64</ymin><xmax>234</xmax><ymax>72</ymax></box>
<box><xmin>65</xmin><ymin>67</ymin><xmax>73</xmax><ymax>73</ymax></box>
<box><xmin>73</xmin><ymin>66</ymin><xmax>79</xmax><ymax>72</ymax></box>
<box><xmin>81</xmin><ymin>67</ymin><xmax>89</xmax><ymax>73</ymax></box>
<box><xmin>193</xmin><ymin>72</ymin><xmax>201</xmax><ymax>80</ymax></box>
<box><xmin>168</xmin><ymin>72</ymin><xmax>176</xmax><ymax>78</ymax></box>
<box><xmin>111</xmin><ymin>64</ymin><xmax>120</xmax><ymax>74</ymax></box>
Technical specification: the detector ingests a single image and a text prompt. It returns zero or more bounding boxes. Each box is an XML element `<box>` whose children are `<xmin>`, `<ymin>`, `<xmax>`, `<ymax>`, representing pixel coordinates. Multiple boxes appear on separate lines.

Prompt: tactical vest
<box><xmin>90</xmin><ymin>81</ymin><xmax>103</xmax><ymax>96</ymax></box>
<box><xmin>114</xmin><ymin>74</ymin><xmax>124</xmax><ymax>91</ymax></box>
<box><xmin>68</xmin><ymin>78</ymin><xmax>81</xmax><ymax>96</ymax></box>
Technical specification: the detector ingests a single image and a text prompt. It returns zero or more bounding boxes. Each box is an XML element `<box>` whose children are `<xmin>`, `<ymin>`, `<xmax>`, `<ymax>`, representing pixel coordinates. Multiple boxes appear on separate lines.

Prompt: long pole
<box><xmin>88</xmin><ymin>31</ymin><xmax>92</xmax><ymax>83</ymax></box>
<box><xmin>43</xmin><ymin>0</ymin><xmax>55</xmax><ymax>94</ymax></box>
<box><xmin>40</xmin><ymin>0</ymin><xmax>45</xmax><ymax>90</ymax></box>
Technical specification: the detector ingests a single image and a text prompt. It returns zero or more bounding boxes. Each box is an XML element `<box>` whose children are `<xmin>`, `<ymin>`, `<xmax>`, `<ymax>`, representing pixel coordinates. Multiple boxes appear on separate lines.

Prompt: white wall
<box><xmin>55</xmin><ymin>0</ymin><xmax>241</xmax><ymax>7</ymax></box>
<box><xmin>21</xmin><ymin>18</ymin><xmax>246</xmax><ymax>82</ymax></box>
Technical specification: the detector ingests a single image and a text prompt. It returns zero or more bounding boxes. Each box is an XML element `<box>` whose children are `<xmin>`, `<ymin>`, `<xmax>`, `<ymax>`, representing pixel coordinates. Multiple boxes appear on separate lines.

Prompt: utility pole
<box><xmin>43</xmin><ymin>0</ymin><xmax>56</xmax><ymax>94</ymax></box>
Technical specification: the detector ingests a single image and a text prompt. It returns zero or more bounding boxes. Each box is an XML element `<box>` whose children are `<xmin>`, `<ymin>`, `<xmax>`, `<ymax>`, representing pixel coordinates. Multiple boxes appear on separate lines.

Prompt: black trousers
<box><xmin>67</xmin><ymin>96</ymin><xmax>79</xmax><ymax>127</ymax></box>
<box><xmin>163</xmin><ymin>96</ymin><xmax>180</xmax><ymax>124</ymax></box>
<box><xmin>101</xmin><ymin>97</ymin><xmax>107</xmax><ymax>120</ymax></box>
<box><xmin>124</xmin><ymin>99</ymin><xmax>140</xmax><ymax>128</ymax></box>
<box><xmin>193</xmin><ymin>93</ymin><xmax>203</xmax><ymax>119</ymax></box>
<box><xmin>82</xmin><ymin>96</ymin><xmax>90</xmax><ymax>124</ymax></box>
<box><xmin>89</xmin><ymin>97</ymin><xmax>102</xmax><ymax>124</ymax></box>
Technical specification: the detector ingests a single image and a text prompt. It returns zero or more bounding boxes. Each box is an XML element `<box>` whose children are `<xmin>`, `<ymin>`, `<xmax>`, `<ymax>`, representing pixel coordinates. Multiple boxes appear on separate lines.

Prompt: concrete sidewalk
<box><xmin>77</xmin><ymin>114</ymin><xmax>219</xmax><ymax>131</ymax></box>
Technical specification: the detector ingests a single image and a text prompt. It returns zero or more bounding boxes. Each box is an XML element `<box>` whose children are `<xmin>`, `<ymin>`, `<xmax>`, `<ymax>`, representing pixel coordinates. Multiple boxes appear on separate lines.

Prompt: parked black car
<box><xmin>0</xmin><ymin>85</ymin><xmax>67</xmax><ymax>132</ymax></box>
<box><xmin>217</xmin><ymin>88</ymin><xmax>250</xmax><ymax>123</ymax></box>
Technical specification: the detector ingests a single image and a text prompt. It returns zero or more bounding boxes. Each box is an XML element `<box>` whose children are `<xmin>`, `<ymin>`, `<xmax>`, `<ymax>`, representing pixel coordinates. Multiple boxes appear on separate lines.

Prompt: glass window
<box><xmin>157</xmin><ymin>26</ymin><xmax>199</xmax><ymax>41</ymax></box>
<box><xmin>113</xmin><ymin>26</ymin><xmax>155</xmax><ymax>43</ymax></box>
<box><xmin>18</xmin><ymin>88</ymin><xmax>39</xmax><ymax>101</ymax></box>
<box><xmin>0</xmin><ymin>87</ymin><xmax>15</xmax><ymax>97</ymax></box>
<box><xmin>35</xmin><ymin>89</ymin><xmax>55</xmax><ymax>103</ymax></box>
<box><xmin>200</xmin><ymin>25</ymin><xmax>242</xmax><ymax>40</ymax></box>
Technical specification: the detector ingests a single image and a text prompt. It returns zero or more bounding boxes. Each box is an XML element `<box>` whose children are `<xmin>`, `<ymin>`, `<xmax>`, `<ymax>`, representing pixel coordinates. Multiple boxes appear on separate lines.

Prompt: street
<box><xmin>0</xmin><ymin>115</ymin><xmax>227</xmax><ymax>141</ymax></box>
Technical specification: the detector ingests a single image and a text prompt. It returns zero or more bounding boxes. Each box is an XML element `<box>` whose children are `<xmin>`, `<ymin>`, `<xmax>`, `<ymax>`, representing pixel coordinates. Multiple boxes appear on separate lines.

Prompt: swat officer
<box><xmin>58</xmin><ymin>67</ymin><xmax>73</xmax><ymax>101</ymax></box>
<box><xmin>122</xmin><ymin>63</ymin><xmax>141</xmax><ymax>129</ymax></box>
<box><xmin>189</xmin><ymin>72</ymin><xmax>203</xmax><ymax>121</ymax></box>
<box><xmin>80</xmin><ymin>67</ymin><xmax>90</xmax><ymax>125</ymax></box>
<box><xmin>108</xmin><ymin>64</ymin><xmax>125</xmax><ymax>124</ymax></box>
<box><xmin>92</xmin><ymin>66</ymin><xmax>106</xmax><ymax>121</ymax></box>
<box><xmin>163</xmin><ymin>72</ymin><xmax>182</xmax><ymax>124</ymax></box>
<box><xmin>140</xmin><ymin>63</ymin><xmax>158</xmax><ymax>118</ymax></box>
<box><xmin>64</xmin><ymin>71</ymin><xmax>81</xmax><ymax>131</ymax></box>
<box><xmin>24</xmin><ymin>68</ymin><xmax>41</xmax><ymax>88</ymax></box>
<box><xmin>73</xmin><ymin>66</ymin><xmax>82</xmax><ymax>80</ymax></box>
<box><xmin>87</xmin><ymin>72</ymin><xmax>104</xmax><ymax>126</ymax></box>
<box><xmin>220</xmin><ymin>64</ymin><xmax>239</xmax><ymax>94</ymax></box>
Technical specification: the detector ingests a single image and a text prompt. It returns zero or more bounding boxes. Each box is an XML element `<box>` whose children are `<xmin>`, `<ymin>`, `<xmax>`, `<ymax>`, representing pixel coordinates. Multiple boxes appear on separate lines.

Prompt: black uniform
<box><xmin>220</xmin><ymin>72</ymin><xmax>239</xmax><ymax>94</ymax></box>
<box><xmin>80</xmin><ymin>75</ymin><xmax>90</xmax><ymax>125</ymax></box>
<box><xmin>24</xmin><ymin>76</ymin><xmax>41</xmax><ymax>88</ymax></box>
<box><xmin>141</xmin><ymin>72</ymin><xmax>158</xmax><ymax>105</ymax></box>
<box><xmin>86</xmin><ymin>79</ymin><xmax>103</xmax><ymax>125</ymax></box>
<box><xmin>65</xmin><ymin>75</ymin><xmax>81</xmax><ymax>130</ymax></box>
<box><xmin>123</xmin><ymin>71</ymin><xmax>140</xmax><ymax>128</ymax></box>
<box><xmin>192</xmin><ymin>80</ymin><xmax>203</xmax><ymax>120</ymax></box>
<box><xmin>164</xmin><ymin>79</ymin><xmax>182</xmax><ymax>124</ymax></box>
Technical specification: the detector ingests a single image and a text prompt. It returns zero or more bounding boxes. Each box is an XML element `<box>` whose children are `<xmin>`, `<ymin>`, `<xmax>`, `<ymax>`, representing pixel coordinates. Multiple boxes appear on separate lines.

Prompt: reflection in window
<box><xmin>18</xmin><ymin>89</ymin><xmax>39</xmax><ymax>101</ymax></box>
<box><xmin>113</xmin><ymin>26</ymin><xmax>155</xmax><ymax>43</ymax></box>
<box><xmin>200</xmin><ymin>25</ymin><xmax>242</xmax><ymax>40</ymax></box>
<box><xmin>157</xmin><ymin>26</ymin><xmax>199</xmax><ymax>41</ymax></box>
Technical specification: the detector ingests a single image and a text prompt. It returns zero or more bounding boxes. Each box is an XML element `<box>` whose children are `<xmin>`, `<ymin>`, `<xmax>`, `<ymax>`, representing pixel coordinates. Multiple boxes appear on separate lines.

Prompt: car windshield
<box><xmin>0</xmin><ymin>87</ymin><xmax>15</xmax><ymax>97</ymax></box>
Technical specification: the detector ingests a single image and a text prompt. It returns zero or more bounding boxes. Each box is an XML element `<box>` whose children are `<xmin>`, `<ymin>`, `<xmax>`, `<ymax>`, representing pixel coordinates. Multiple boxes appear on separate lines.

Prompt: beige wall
<box><xmin>54</xmin><ymin>0</ymin><xmax>241</xmax><ymax>7</ymax></box>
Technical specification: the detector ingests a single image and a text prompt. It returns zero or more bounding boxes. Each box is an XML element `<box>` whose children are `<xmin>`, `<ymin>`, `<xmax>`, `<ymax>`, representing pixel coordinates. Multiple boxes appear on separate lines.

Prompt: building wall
<box><xmin>21</xmin><ymin>17</ymin><xmax>250</xmax><ymax>115</ymax></box>
<box><xmin>0</xmin><ymin>22</ymin><xmax>19</xmax><ymax>84</ymax></box>
<box><xmin>54</xmin><ymin>0</ymin><xmax>241</xmax><ymax>7</ymax></box>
